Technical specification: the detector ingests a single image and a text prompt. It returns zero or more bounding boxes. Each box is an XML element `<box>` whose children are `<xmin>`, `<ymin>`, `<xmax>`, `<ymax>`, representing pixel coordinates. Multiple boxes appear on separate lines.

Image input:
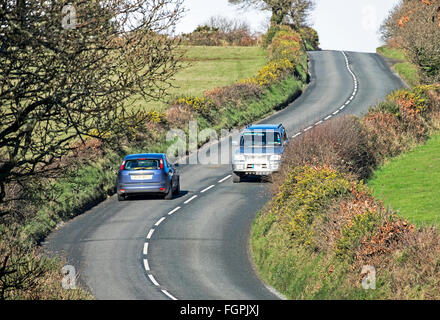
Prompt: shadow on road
<box><xmin>124</xmin><ymin>190</ymin><xmax>189</xmax><ymax>201</ymax></box>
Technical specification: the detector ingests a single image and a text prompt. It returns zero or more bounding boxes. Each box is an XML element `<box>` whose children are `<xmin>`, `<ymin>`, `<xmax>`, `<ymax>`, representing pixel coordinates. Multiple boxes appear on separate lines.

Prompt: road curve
<box><xmin>44</xmin><ymin>50</ymin><xmax>405</xmax><ymax>300</ymax></box>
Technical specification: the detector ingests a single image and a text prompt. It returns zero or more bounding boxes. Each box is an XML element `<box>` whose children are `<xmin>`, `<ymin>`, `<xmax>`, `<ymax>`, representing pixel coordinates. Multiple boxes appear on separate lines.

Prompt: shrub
<box><xmin>204</xmin><ymin>82</ymin><xmax>264</xmax><ymax>109</ymax></box>
<box><xmin>244</xmin><ymin>59</ymin><xmax>295</xmax><ymax>87</ymax></box>
<box><xmin>166</xmin><ymin>102</ymin><xmax>195</xmax><ymax>127</ymax></box>
<box><xmin>280</xmin><ymin>116</ymin><xmax>376</xmax><ymax>182</ymax></box>
<box><xmin>355</xmin><ymin>219</ymin><xmax>415</xmax><ymax>266</ymax></box>
<box><xmin>270</xmin><ymin>166</ymin><xmax>351</xmax><ymax>248</ymax></box>
<box><xmin>263</xmin><ymin>25</ymin><xmax>281</xmax><ymax>48</ymax></box>
<box><xmin>315</xmin><ymin>184</ymin><xmax>385</xmax><ymax>253</ymax></box>
<box><xmin>363</xmin><ymin>111</ymin><xmax>413</xmax><ymax>161</ymax></box>
<box><xmin>172</xmin><ymin>96</ymin><xmax>217</xmax><ymax>122</ymax></box>
<box><xmin>335</xmin><ymin>210</ymin><xmax>383</xmax><ymax>261</ymax></box>
<box><xmin>299</xmin><ymin>27</ymin><xmax>320</xmax><ymax>51</ymax></box>
<box><xmin>269</xmin><ymin>29</ymin><xmax>303</xmax><ymax>64</ymax></box>
<box><xmin>179</xmin><ymin>20</ymin><xmax>258</xmax><ymax>46</ymax></box>
<box><xmin>362</xmin><ymin>85</ymin><xmax>440</xmax><ymax>162</ymax></box>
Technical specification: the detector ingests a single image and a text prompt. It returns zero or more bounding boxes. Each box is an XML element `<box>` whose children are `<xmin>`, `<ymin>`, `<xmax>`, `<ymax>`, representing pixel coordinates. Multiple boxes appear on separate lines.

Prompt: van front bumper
<box><xmin>232</xmin><ymin>162</ymin><xmax>280</xmax><ymax>175</ymax></box>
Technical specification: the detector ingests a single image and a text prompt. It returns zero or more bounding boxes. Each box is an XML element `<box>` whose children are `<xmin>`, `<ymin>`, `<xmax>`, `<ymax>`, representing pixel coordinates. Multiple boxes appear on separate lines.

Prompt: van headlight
<box><xmin>234</xmin><ymin>154</ymin><xmax>246</xmax><ymax>162</ymax></box>
<box><xmin>270</xmin><ymin>154</ymin><xmax>282</xmax><ymax>162</ymax></box>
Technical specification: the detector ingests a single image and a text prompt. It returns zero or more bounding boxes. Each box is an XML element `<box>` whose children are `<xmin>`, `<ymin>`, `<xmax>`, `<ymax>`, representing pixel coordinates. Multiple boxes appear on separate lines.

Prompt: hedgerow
<box><xmin>251</xmin><ymin>83</ymin><xmax>440</xmax><ymax>299</ymax></box>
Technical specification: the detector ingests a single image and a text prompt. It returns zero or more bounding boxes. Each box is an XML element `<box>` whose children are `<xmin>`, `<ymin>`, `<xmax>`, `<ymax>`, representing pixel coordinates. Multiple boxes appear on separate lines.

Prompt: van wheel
<box><xmin>118</xmin><ymin>194</ymin><xmax>125</xmax><ymax>201</ymax></box>
<box><xmin>232</xmin><ymin>172</ymin><xmax>241</xmax><ymax>183</ymax></box>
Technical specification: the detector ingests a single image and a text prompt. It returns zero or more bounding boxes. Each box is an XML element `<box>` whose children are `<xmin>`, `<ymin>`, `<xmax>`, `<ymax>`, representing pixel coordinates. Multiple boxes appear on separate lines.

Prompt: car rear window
<box><xmin>124</xmin><ymin>159</ymin><xmax>160</xmax><ymax>170</ymax></box>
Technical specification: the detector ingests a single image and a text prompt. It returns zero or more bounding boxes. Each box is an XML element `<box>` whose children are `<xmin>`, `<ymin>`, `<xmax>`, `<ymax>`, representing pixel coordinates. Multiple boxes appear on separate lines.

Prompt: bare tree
<box><xmin>0</xmin><ymin>0</ymin><xmax>184</xmax><ymax>206</ymax></box>
<box><xmin>205</xmin><ymin>16</ymin><xmax>251</xmax><ymax>34</ymax></box>
<box><xmin>286</xmin><ymin>0</ymin><xmax>315</xmax><ymax>29</ymax></box>
<box><xmin>228</xmin><ymin>0</ymin><xmax>315</xmax><ymax>29</ymax></box>
<box><xmin>381</xmin><ymin>0</ymin><xmax>440</xmax><ymax>83</ymax></box>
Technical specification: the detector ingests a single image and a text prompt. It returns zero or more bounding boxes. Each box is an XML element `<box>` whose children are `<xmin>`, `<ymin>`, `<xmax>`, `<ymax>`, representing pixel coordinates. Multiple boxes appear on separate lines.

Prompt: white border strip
<box><xmin>162</xmin><ymin>290</ymin><xmax>178</xmax><ymax>300</ymax></box>
<box><xmin>155</xmin><ymin>217</ymin><xmax>166</xmax><ymax>227</ymax></box>
<box><xmin>168</xmin><ymin>207</ymin><xmax>181</xmax><ymax>215</ymax></box>
<box><xmin>218</xmin><ymin>175</ymin><xmax>231</xmax><ymax>183</ymax></box>
<box><xmin>146</xmin><ymin>229</ymin><xmax>155</xmax><ymax>240</ymax></box>
<box><xmin>201</xmin><ymin>185</ymin><xmax>215</xmax><ymax>193</ymax></box>
<box><xmin>148</xmin><ymin>274</ymin><xmax>160</xmax><ymax>287</ymax></box>
<box><xmin>184</xmin><ymin>195</ymin><xmax>198</xmax><ymax>204</ymax></box>
<box><xmin>143</xmin><ymin>259</ymin><xmax>150</xmax><ymax>271</ymax></box>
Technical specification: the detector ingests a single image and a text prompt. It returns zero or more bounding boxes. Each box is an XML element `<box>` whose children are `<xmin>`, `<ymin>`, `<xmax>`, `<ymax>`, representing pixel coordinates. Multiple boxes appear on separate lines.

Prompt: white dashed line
<box><xmin>324</xmin><ymin>115</ymin><xmax>332</xmax><ymax>121</ymax></box>
<box><xmin>184</xmin><ymin>195</ymin><xmax>198</xmax><ymax>204</ymax></box>
<box><xmin>162</xmin><ymin>290</ymin><xmax>178</xmax><ymax>300</ymax></box>
<box><xmin>143</xmin><ymin>243</ymin><xmax>149</xmax><ymax>255</ymax></box>
<box><xmin>167</xmin><ymin>207</ymin><xmax>181</xmax><ymax>215</ymax></box>
<box><xmin>146</xmin><ymin>229</ymin><xmax>155</xmax><ymax>240</ymax></box>
<box><xmin>218</xmin><ymin>175</ymin><xmax>231</xmax><ymax>183</ymax></box>
<box><xmin>292</xmin><ymin>132</ymin><xmax>301</xmax><ymax>138</ymax></box>
<box><xmin>155</xmin><ymin>217</ymin><xmax>166</xmax><ymax>227</ymax></box>
<box><xmin>304</xmin><ymin>126</ymin><xmax>313</xmax><ymax>132</ymax></box>
<box><xmin>315</xmin><ymin>120</ymin><xmax>323</xmax><ymax>126</ymax></box>
<box><xmin>333</xmin><ymin>110</ymin><xmax>340</xmax><ymax>115</ymax></box>
<box><xmin>148</xmin><ymin>274</ymin><xmax>160</xmax><ymax>286</ymax></box>
<box><xmin>201</xmin><ymin>185</ymin><xmax>215</xmax><ymax>193</ymax></box>
<box><xmin>143</xmin><ymin>259</ymin><xmax>150</xmax><ymax>271</ymax></box>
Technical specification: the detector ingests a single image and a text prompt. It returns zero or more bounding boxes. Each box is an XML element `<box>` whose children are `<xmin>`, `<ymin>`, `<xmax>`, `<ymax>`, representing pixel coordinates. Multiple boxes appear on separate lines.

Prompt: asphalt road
<box><xmin>44</xmin><ymin>50</ymin><xmax>406</xmax><ymax>300</ymax></box>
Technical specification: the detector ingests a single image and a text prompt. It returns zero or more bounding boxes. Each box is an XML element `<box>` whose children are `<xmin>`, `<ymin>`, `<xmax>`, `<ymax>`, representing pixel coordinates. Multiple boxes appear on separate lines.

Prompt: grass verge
<box><xmin>377</xmin><ymin>45</ymin><xmax>420</xmax><ymax>87</ymax></box>
<box><xmin>369</xmin><ymin>133</ymin><xmax>440</xmax><ymax>227</ymax></box>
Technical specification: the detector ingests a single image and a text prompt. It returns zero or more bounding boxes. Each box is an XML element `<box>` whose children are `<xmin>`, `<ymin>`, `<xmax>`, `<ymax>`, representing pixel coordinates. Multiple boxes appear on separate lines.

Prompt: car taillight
<box><xmin>120</xmin><ymin>161</ymin><xmax>125</xmax><ymax>171</ymax></box>
<box><xmin>160</xmin><ymin>158</ymin><xmax>164</xmax><ymax>169</ymax></box>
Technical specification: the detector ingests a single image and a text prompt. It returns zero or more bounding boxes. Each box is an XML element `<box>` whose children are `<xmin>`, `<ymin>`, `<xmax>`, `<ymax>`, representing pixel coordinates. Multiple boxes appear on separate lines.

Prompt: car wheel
<box><xmin>164</xmin><ymin>186</ymin><xmax>173</xmax><ymax>200</ymax></box>
<box><xmin>173</xmin><ymin>179</ymin><xmax>180</xmax><ymax>196</ymax></box>
<box><xmin>232</xmin><ymin>172</ymin><xmax>241</xmax><ymax>183</ymax></box>
<box><xmin>118</xmin><ymin>194</ymin><xmax>125</xmax><ymax>201</ymax></box>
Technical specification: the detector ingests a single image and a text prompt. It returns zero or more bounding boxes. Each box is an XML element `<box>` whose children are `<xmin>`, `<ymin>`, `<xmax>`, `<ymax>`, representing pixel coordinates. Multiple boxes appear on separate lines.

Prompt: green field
<box><xmin>144</xmin><ymin>46</ymin><xmax>268</xmax><ymax>111</ymax></box>
<box><xmin>369</xmin><ymin>133</ymin><xmax>440</xmax><ymax>226</ymax></box>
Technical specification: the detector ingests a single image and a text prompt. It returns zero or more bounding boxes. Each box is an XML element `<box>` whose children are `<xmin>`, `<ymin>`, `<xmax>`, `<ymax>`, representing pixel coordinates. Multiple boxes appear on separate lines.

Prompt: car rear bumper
<box><xmin>118</xmin><ymin>182</ymin><xmax>169</xmax><ymax>195</ymax></box>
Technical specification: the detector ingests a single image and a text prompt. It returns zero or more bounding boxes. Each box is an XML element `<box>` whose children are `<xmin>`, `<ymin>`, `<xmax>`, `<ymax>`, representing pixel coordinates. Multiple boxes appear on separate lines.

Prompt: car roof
<box><xmin>123</xmin><ymin>153</ymin><xmax>164</xmax><ymax>161</ymax></box>
<box><xmin>244</xmin><ymin>124</ymin><xmax>283</xmax><ymax>131</ymax></box>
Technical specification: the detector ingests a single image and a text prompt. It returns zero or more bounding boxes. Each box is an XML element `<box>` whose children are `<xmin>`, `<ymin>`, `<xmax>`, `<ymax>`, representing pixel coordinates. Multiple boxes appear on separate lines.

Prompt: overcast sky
<box><xmin>175</xmin><ymin>0</ymin><xmax>401</xmax><ymax>53</ymax></box>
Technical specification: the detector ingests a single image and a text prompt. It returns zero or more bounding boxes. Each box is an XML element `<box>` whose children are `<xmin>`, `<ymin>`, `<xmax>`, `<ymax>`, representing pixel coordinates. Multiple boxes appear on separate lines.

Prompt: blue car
<box><xmin>116</xmin><ymin>153</ymin><xmax>180</xmax><ymax>201</ymax></box>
